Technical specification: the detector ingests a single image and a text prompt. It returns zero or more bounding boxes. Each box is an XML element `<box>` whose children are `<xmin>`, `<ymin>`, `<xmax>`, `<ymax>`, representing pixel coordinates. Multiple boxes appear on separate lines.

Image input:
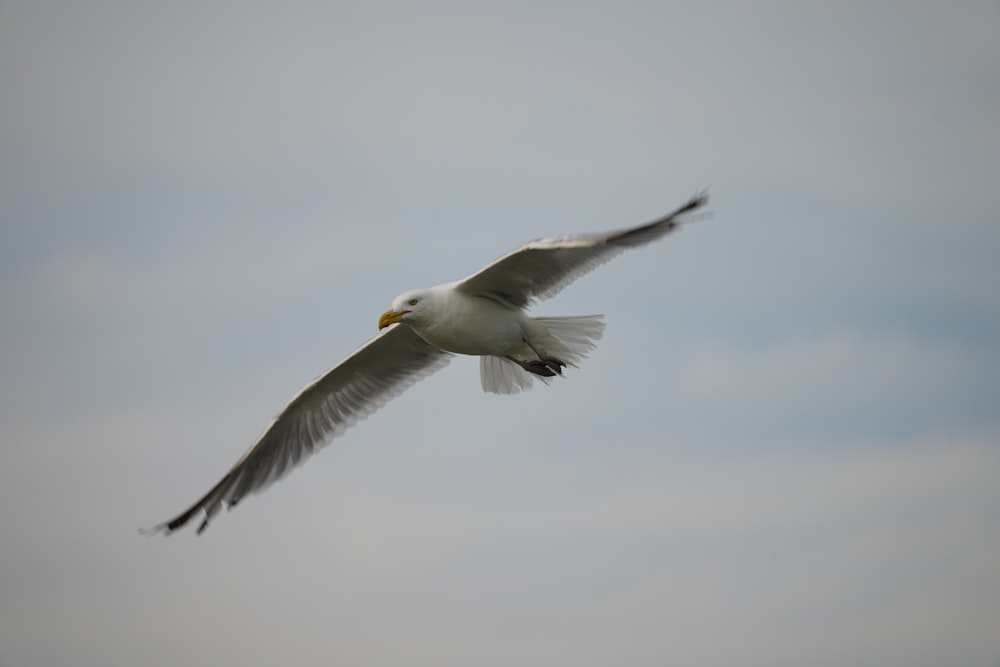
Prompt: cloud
<box><xmin>6</xmin><ymin>416</ymin><xmax>996</xmax><ymax>667</ymax></box>
<box><xmin>672</xmin><ymin>327</ymin><xmax>1000</xmax><ymax>444</ymax></box>
<box><xmin>1</xmin><ymin>3</ymin><xmax>999</xmax><ymax>666</ymax></box>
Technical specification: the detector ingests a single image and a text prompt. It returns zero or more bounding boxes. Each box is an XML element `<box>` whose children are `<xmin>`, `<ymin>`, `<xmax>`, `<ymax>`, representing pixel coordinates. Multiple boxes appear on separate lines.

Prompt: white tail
<box><xmin>480</xmin><ymin>314</ymin><xmax>606</xmax><ymax>395</ymax></box>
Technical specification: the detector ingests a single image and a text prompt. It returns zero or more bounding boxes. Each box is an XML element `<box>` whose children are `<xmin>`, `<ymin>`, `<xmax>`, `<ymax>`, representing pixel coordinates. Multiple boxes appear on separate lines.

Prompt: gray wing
<box><xmin>454</xmin><ymin>191</ymin><xmax>707</xmax><ymax>308</ymax></box>
<box><xmin>147</xmin><ymin>325</ymin><xmax>451</xmax><ymax>535</ymax></box>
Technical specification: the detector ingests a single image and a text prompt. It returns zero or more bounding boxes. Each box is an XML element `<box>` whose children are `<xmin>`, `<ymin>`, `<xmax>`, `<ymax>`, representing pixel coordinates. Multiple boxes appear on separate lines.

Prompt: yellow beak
<box><xmin>378</xmin><ymin>308</ymin><xmax>409</xmax><ymax>330</ymax></box>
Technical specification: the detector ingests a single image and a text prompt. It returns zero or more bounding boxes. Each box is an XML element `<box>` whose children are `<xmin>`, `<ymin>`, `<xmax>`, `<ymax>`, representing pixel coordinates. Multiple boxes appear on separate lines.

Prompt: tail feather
<box><xmin>533</xmin><ymin>315</ymin><xmax>605</xmax><ymax>366</ymax></box>
<box><xmin>479</xmin><ymin>314</ymin><xmax>605</xmax><ymax>395</ymax></box>
<box><xmin>480</xmin><ymin>355</ymin><xmax>541</xmax><ymax>394</ymax></box>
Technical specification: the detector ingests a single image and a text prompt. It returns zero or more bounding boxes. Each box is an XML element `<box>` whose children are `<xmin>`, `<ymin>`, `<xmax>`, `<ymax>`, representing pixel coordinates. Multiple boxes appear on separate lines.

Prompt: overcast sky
<box><xmin>2</xmin><ymin>2</ymin><xmax>999</xmax><ymax>666</ymax></box>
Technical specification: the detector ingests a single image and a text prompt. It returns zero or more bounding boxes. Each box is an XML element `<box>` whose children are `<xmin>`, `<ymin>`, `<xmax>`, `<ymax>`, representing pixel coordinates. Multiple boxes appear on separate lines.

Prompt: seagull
<box><xmin>146</xmin><ymin>191</ymin><xmax>708</xmax><ymax>535</ymax></box>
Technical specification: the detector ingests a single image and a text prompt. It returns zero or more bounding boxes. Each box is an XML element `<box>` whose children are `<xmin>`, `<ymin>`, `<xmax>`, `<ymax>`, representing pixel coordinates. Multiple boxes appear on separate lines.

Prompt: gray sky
<box><xmin>2</xmin><ymin>2</ymin><xmax>999</xmax><ymax>666</ymax></box>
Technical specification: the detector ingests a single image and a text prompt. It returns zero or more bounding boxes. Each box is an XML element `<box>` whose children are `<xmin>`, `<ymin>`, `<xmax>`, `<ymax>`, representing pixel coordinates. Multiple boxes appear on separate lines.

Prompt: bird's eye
<box><xmin>408</xmin><ymin>298</ymin><xmax>418</xmax><ymax>306</ymax></box>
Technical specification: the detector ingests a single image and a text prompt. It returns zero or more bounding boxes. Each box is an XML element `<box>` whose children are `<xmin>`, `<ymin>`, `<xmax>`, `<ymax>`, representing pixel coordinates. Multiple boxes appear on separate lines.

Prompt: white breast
<box><xmin>414</xmin><ymin>285</ymin><xmax>527</xmax><ymax>357</ymax></box>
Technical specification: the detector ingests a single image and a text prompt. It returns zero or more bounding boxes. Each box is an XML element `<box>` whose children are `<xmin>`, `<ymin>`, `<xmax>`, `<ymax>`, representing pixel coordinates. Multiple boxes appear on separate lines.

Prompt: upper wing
<box><xmin>147</xmin><ymin>325</ymin><xmax>451</xmax><ymax>535</ymax></box>
<box><xmin>454</xmin><ymin>192</ymin><xmax>707</xmax><ymax>308</ymax></box>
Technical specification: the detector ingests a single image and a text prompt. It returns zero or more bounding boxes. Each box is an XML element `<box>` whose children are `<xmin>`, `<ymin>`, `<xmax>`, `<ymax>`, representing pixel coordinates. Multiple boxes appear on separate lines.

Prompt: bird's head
<box><xmin>378</xmin><ymin>289</ymin><xmax>434</xmax><ymax>330</ymax></box>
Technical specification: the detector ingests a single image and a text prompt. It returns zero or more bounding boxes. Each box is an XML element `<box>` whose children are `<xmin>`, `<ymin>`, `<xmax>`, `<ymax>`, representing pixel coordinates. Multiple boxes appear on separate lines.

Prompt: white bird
<box><xmin>147</xmin><ymin>192</ymin><xmax>707</xmax><ymax>534</ymax></box>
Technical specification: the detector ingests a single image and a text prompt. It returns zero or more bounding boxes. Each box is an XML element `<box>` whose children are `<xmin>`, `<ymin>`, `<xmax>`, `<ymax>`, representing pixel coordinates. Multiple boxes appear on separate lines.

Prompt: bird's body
<box><xmin>381</xmin><ymin>283</ymin><xmax>605</xmax><ymax>391</ymax></box>
<box><xmin>391</xmin><ymin>283</ymin><xmax>529</xmax><ymax>356</ymax></box>
<box><xmin>147</xmin><ymin>192</ymin><xmax>707</xmax><ymax>535</ymax></box>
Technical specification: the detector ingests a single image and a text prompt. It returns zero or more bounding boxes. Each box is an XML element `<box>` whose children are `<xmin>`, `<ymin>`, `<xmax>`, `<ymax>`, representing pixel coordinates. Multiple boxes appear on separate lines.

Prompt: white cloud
<box><xmin>2</xmin><ymin>2</ymin><xmax>999</xmax><ymax>666</ymax></box>
<box><xmin>7</xmin><ymin>417</ymin><xmax>997</xmax><ymax>667</ymax></box>
<box><xmin>675</xmin><ymin>328</ymin><xmax>1000</xmax><ymax>441</ymax></box>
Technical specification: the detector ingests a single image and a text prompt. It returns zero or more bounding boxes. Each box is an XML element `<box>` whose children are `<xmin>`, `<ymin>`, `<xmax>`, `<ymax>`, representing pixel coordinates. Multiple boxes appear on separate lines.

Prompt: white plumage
<box><xmin>147</xmin><ymin>191</ymin><xmax>707</xmax><ymax>535</ymax></box>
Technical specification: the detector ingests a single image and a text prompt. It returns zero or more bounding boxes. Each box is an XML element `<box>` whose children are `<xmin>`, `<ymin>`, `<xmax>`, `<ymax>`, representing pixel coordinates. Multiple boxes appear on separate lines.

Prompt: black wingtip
<box><xmin>138</xmin><ymin>523</ymin><xmax>171</xmax><ymax>537</ymax></box>
<box><xmin>668</xmin><ymin>189</ymin><xmax>710</xmax><ymax>227</ymax></box>
<box><xmin>139</xmin><ymin>502</ymin><xmax>206</xmax><ymax>537</ymax></box>
<box><xmin>682</xmin><ymin>188</ymin><xmax>709</xmax><ymax>213</ymax></box>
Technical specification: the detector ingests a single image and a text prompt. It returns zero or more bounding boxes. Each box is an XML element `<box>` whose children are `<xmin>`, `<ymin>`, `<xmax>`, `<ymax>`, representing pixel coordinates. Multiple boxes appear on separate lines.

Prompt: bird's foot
<box><xmin>519</xmin><ymin>357</ymin><xmax>566</xmax><ymax>378</ymax></box>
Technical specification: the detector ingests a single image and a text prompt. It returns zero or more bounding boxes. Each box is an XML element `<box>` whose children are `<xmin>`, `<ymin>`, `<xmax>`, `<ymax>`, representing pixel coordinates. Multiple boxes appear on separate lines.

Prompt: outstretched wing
<box><xmin>147</xmin><ymin>325</ymin><xmax>451</xmax><ymax>535</ymax></box>
<box><xmin>454</xmin><ymin>191</ymin><xmax>707</xmax><ymax>308</ymax></box>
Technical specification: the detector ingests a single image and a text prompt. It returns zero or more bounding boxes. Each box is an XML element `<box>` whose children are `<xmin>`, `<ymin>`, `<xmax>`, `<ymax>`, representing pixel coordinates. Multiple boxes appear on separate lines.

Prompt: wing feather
<box><xmin>147</xmin><ymin>325</ymin><xmax>451</xmax><ymax>535</ymax></box>
<box><xmin>455</xmin><ymin>191</ymin><xmax>707</xmax><ymax>307</ymax></box>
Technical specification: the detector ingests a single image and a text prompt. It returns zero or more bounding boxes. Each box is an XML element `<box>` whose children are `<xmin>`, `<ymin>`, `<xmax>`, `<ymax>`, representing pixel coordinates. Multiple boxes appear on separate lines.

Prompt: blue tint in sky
<box><xmin>1</xmin><ymin>3</ymin><xmax>998</xmax><ymax>666</ymax></box>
